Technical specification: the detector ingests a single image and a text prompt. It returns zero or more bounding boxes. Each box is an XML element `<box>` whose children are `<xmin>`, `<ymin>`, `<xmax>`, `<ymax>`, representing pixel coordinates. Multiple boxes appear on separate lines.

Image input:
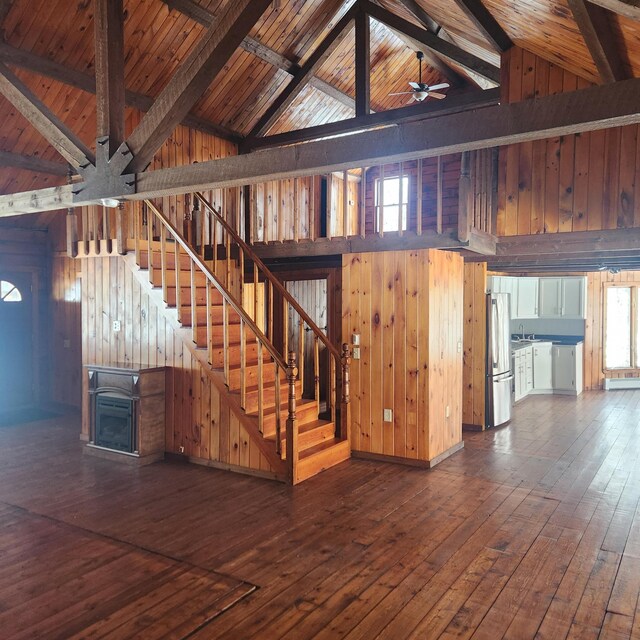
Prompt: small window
<box><xmin>0</xmin><ymin>280</ymin><xmax>22</xmax><ymax>303</ymax></box>
<box><xmin>375</xmin><ymin>175</ymin><xmax>409</xmax><ymax>232</ymax></box>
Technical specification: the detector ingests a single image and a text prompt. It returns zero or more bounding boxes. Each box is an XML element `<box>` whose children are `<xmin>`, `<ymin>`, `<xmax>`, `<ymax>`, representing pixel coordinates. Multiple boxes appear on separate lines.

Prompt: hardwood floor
<box><xmin>0</xmin><ymin>390</ymin><xmax>639</xmax><ymax>639</ymax></box>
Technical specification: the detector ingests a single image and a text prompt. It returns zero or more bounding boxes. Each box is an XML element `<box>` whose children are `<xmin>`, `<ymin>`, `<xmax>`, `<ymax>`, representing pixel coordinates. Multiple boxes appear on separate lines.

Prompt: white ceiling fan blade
<box><xmin>408</xmin><ymin>82</ymin><xmax>421</xmax><ymax>89</ymax></box>
<box><xmin>389</xmin><ymin>91</ymin><xmax>414</xmax><ymax>95</ymax></box>
<box><xmin>407</xmin><ymin>96</ymin><xmax>417</xmax><ymax>104</ymax></box>
<box><xmin>428</xmin><ymin>92</ymin><xmax>447</xmax><ymax>99</ymax></box>
<box><xmin>427</xmin><ymin>83</ymin><xmax>450</xmax><ymax>91</ymax></box>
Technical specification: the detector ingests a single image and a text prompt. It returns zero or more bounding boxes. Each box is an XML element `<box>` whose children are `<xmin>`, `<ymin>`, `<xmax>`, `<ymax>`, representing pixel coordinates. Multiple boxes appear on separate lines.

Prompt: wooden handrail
<box><xmin>143</xmin><ymin>199</ymin><xmax>288</xmax><ymax>372</ymax></box>
<box><xmin>194</xmin><ymin>192</ymin><xmax>342</xmax><ymax>362</ymax></box>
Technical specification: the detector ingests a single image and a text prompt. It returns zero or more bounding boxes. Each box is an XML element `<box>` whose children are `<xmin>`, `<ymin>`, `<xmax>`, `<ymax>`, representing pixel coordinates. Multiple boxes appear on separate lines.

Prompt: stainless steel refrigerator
<box><xmin>486</xmin><ymin>292</ymin><xmax>513</xmax><ymax>428</ymax></box>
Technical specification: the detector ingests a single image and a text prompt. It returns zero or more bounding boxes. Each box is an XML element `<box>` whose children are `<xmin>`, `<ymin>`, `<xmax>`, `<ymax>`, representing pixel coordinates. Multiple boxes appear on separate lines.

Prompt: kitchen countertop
<box><xmin>511</xmin><ymin>335</ymin><xmax>584</xmax><ymax>350</ymax></box>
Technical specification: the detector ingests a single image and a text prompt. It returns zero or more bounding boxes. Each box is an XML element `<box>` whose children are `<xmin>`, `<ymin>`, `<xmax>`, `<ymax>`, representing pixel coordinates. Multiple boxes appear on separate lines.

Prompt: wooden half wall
<box><xmin>498</xmin><ymin>47</ymin><xmax>640</xmax><ymax>236</ymax></box>
<box><xmin>342</xmin><ymin>248</ymin><xmax>463</xmax><ymax>465</ymax></box>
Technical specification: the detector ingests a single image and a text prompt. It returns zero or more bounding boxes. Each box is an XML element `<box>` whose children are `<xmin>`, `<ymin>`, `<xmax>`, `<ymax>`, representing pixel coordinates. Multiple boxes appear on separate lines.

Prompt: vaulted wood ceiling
<box><xmin>0</xmin><ymin>0</ymin><xmax>640</xmax><ymax>199</ymax></box>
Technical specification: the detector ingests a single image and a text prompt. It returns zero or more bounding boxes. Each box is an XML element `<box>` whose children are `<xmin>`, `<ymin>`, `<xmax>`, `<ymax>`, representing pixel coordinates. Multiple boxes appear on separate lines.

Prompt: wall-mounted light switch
<box><xmin>63</xmin><ymin>339</ymin><xmax>71</xmax><ymax>349</ymax></box>
<box><xmin>384</xmin><ymin>408</ymin><xmax>393</xmax><ymax>422</ymax></box>
<box><xmin>352</xmin><ymin>333</ymin><xmax>360</xmax><ymax>346</ymax></box>
<box><xmin>113</xmin><ymin>320</ymin><xmax>121</xmax><ymax>332</ymax></box>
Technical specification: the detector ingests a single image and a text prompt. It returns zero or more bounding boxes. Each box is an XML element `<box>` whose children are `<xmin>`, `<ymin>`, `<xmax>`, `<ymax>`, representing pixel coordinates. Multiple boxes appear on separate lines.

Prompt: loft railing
<box><xmin>193</xmin><ymin>192</ymin><xmax>350</xmax><ymax>439</ymax></box>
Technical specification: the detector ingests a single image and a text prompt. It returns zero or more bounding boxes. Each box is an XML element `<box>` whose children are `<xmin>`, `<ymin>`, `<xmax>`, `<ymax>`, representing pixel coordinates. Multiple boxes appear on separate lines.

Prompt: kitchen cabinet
<box><xmin>552</xmin><ymin>343</ymin><xmax>583</xmax><ymax>395</ymax></box>
<box><xmin>488</xmin><ymin>276</ymin><xmax>518</xmax><ymax>318</ymax></box>
<box><xmin>533</xmin><ymin>343</ymin><xmax>553</xmax><ymax>390</ymax></box>
<box><xmin>539</xmin><ymin>277</ymin><xmax>586</xmax><ymax>319</ymax></box>
<box><xmin>516</xmin><ymin>277</ymin><xmax>539</xmax><ymax>319</ymax></box>
<box><xmin>513</xmin><ymin>345</ymin><xmax>533</xmax><ymax>402</ymax></box>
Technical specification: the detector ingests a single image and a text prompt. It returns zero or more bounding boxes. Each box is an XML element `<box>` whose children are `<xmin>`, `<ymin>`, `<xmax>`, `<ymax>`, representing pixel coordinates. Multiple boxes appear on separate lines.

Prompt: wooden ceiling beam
<box><xmin>247</xmin><ymin>6</ymin><xmax>358</xmax><ymax>138</ymax></box>
<box><xmin>568</xmin><ymin>0</ymin><xmax>627</xmax><ymax>83</ymax></box>
<box><xmin>0</xmin><ymin>61</ymin><xmax>95</xmax><ymax>173</ymax></box>
<box><xmin>160</xmin><ymin>0</ymin><xmax>357</xmax><ymax>112</ymax></box>
<box><xmin>587</xmin><ymin>0</ymin><xmax>640</xmax><ymax>21</ymax></box>
<box><xmin>6</xmin><ymin>77</ymin><xmax>640</xmax><ymax>214</ymax></box>
<box><xmin>360</xmin><ymin>0</ymin><xmax>500</xmax><ymax>84</ymax></box>
<box><xmin>94</xmin><ymin>0</ymin><xmax>126</xmax><ymax>157</ymax></box>
<box><xmin>450</xmin><ymin>0</ymin><xmax>512</xmax><ymax>53</ymax></box>
<box><xmin>0</xmin><ymin>150</ymin><xmax>69</xmax><ymax>176</ymax></box>
<box><xmin>118</xmin><ymin>0</ymin><xmax>272</xmax><ymax>174</ymax></box>
<box><xmin>241</xmin><ymin>88</ymin><xmax>500</xmax><ymax>152</ymax></box>
<box><xmin>355</xmin><ymin>9</ymin><xmax>370</xmax><ymax>117</ymax></box>
<box><xmin>0</xmin><ymin>42</ymin><xmax>241</xmax><ymax>143</ymax></box>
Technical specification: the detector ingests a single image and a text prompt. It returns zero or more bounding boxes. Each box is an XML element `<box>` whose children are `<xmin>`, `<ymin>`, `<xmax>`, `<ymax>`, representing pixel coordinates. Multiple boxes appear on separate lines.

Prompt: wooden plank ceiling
<box><xmin>0</xmin><ymin>0</ymin><xmax>639</xmax><ymax>198</ymax></box>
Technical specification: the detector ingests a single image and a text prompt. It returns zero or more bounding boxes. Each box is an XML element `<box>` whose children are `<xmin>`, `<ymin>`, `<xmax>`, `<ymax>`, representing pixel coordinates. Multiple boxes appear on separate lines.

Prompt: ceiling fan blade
<box><xmin>427</xmin><ymin>83</ymin><xmax>450</xmax><ymax>91</ymax></box>
<box><xmin>428</xmin><ymin>92</ymin><xmax>447</xmax><ymax>99</ymax></box>
<box><xmin>407</xmin><ymin>96</ymin><xmax>416</xmax><ymax>104</ymax></box>
<box><xmin>408</xmin><ymin>82</ymin><xmax>421</xmax><ymax>89</ymax></box>
<box><xmin>389</xmin><ymin>91</ymin><xmax>414</xmax><ymax>96</ymax></box>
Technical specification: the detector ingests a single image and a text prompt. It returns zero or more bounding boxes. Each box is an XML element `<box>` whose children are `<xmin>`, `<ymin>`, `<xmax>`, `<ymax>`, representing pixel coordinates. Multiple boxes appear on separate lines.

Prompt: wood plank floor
<box><xmin>0</xmin><ymin>390</ymin><xmax>639</xmax><ymax>639</ymax></box>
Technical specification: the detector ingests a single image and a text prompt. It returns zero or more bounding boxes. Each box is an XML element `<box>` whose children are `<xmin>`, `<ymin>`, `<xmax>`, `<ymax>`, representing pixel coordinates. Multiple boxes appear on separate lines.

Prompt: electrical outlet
<box><xmin>112</xmin><ymin>320</ymin><xmax>121</xmax><ymax>332</ymax></box>
<box><xmin>352</xmin><ymin>347</ymin><xmax>361</xmax><ymax>360</ymax></box>
<box><xmin>457</xmin><ymin>341</ymin><xmax>462</xmax><ymax>353</ymax></box>
<box><xmin>384</xmin><ymin>408</ymin><xmax>393</xmax><ymax>422</ymax></box>
<box><xmin>63</xmin><ymin>339</ymin><xmax>71</xmax><ymax>349</ymax></box>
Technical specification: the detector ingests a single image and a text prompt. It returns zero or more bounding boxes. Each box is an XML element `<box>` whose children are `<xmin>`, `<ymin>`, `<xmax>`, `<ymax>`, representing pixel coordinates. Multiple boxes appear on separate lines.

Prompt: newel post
<box><xmin>341</xmin><ymin>343</ymin><xmax>351</xmax><ymax>442</ymax></box>
<box><xmin>286</xmin><ymin>350</ymin><xmax>299</xmax><ymax>485</ymax></box>
<box><xmin>66</xmin><ymin>207</ymin><xmax>78</xmax><ymax>258</ymax></box>
<box><xmin>458</xmin><ymin>150</ymin><xmax>472</xmax><ymax>243</ymax></box>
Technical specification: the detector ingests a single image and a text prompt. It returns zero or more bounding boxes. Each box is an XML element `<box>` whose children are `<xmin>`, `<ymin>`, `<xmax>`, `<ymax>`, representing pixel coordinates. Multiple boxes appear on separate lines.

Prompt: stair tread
<box><xmin>299</xmin><ymin>438</ymin><xmax>348</xmax><ymax>460</ymax></box>
<box><xmin>247</xmin><ymin>397</ymin><xmax>315</xmax><ymax>417</ymax></box>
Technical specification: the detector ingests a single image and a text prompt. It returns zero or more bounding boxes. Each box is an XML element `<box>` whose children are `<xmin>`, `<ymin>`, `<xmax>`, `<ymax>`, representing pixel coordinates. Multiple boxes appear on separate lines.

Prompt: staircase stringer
<box><xmin>122</xmin><ymin>252</ymin><xmax>288</xmax><ymax>480</ymax></box>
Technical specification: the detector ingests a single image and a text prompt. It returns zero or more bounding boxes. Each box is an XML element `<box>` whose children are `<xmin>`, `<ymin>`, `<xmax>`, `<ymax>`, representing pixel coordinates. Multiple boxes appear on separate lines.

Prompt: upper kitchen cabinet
<box><xmin>539</xmin><ymin>276</ymin><xmax>586</xmax><ymax>319</ymax></box>
<box><xmin>515</xmin><ymin>277</ymin><xmax>539</xmax><ymax>319</ymax></box>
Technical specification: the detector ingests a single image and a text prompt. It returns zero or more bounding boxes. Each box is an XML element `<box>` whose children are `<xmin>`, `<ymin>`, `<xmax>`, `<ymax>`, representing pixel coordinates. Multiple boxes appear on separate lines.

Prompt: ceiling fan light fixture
<box><xmin>99</xmin><ymin>198</ymin><xmax>121</xmax><ymax>208</ymax></box>
<box><xmin>413</xmin><ymin>91</ymin><xmax>428</xmax><ymax>102</ymax></box>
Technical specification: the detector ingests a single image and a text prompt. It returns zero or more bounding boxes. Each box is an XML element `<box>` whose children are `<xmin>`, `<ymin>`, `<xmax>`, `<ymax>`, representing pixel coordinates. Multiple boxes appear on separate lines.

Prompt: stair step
<box><xmin>270</xmin><ymin>420</ymin><xmax>337</xmax><ymax>451</ymax></box>
<box><xmin>250</xmin><ymin>397</ymin><xmax>315</xmax><ymax>435</ymax></box>
<box><xmin>243</xmin><ymin>379</ymin><xmax>303</xmax><ymax>415</ymax></box>
<box><xmin>179</xmin><ymin>303</ymin><xmax>241</xmax><ymax>327</ymax></box>
<box><xmin>295</xmin><ymin>438</ymin><xmax>350</xmax><ymax>483</ymax></box>
<box><xmin>227</xmin><ymin>359</ymin><xmax>283</xmax><ymax>391</ymax></box>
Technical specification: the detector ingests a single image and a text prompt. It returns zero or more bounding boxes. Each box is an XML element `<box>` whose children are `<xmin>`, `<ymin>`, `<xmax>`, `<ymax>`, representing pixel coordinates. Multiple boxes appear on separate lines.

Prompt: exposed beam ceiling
<box><xmin>94</xmin><ymin>0</ymin><xmax>126</xmax><ymax>156</ymax></box>
<box><xmin>247</xmin><ymin>6</ymin><xmax>357</xmax><ymax>138</ymax></box>
<box><xmin>567</xmin><ymin>0</ymin><xmax>628</xmax><ymax>83</ymax></box>
<box><xmin>160</xmin><ymin>0</ymin><xmax>358</xmax><ymax>112</ymax></box>
<box><xmin>0</xmin><ymin>61</ymin><xmax>95</xmax><ymax>173</ymax></box>
<box><xmin>0</xmin><ymin>42</ymin><xmax>241</xmax><ymax>142</ymax></box>
<box><xmin>118</xmin><ymin>0</ymin><xmax>272</xmax><ymax>173</ymax></box>
<box><xmin>0</xmin><ymin>150</ymin><xmax>69</xmax><ymax>176</ymax></box>
<box><xmin>360</xmin><ymin>0</ymin><xmax>500</xmax><ymax>84</ymax></box>
<box><xmin>587</xmin><ymin>0</ymin><xmax>640</xmax><ymax>21</ymax></box>
<box><xmin>355</xmin><ymin>9</ymin><xmax>371</xmax><ymax>117</ymax></box>
<box><xmin>451</xmin><ymin>0</ymin><xmax>512</xmax><ymax>52</ymax></box>
<box><xmin>6</xmin><ymin>77</ymin><xmax>640</xmax><ymax>215</ymax></box>
<box><xmin>241</xmin><ymin>88</ymin><xmax>500</xmax><ymax>152</ymax></box>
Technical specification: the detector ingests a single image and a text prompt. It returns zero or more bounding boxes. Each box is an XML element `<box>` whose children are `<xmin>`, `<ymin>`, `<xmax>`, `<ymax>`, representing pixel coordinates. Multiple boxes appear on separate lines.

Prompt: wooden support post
<box><xmin>417</xmin><ymin>158</ymin><xmax>423</xmax><ymax>235</ymax></box>
<box><xmin>116</xmin><ymin>202</ymin><xmax>126</xmax><ymax>255</ymax></box>
<box><xmin>160</xmin><ymin>229</ymin><xmax>168</xmax><ymax>303</ymax></box>
<box><xmin>257</xmin><ymin>339</ymin><xmax>264</xmax><ymax>433</ymax></box>
<box><xmin>355</xmin><ymin>9</ymin><xmax>371</xmax><ymax>118</ymax></box>
<box><xmin>206</xmin><ymin>282</ymin><xmax>213</xmax><ymax>365</ymax></box>
<box><xmin>286</xmin><ymin>350</ymin><xmax>299</xmax><ymax>484</ymax></box>
<box><xmin>66</xmin><ymin>208</ymin><xmax>78</xmax><ymax>258</ymax></box>
<box><xmin>343</xmin><ymin>169</ymin><xmax>349</xmax><ymax>238</ymax></box>
<box><xmin>458</xmin><ymin>150</ymin><xmax>472</xmax><ymax>242</ymax></box>
<box><xmin>314</xmin><ymin>335</ymin><xmax>320</xmax><ymax>414</ymax></box>
<box><xmin>359</xmin><ymin>167</ymin><xmax>366</xmax><ymax>238</ymax></box>
<box><xmin>378</xmin><ymin>163</ymin><xmax>385</xmax><ymax>237</ymax></box>
<box><xmin>398</xmin><ymin>161</ymin><xmax>404</xmax><ymax>236</ymax></box>
<box><xmin>240</xmin><ymin>318</ymin><xmax>246</xmax><ymax>409</ymax></box>
<box><xmin>191</xmin><ymin>261</ymin><xmax>198</xmax><ymax>345</ymax></box>
<box><xmin>326</xmin><ymin>173</ymin><xmax>333</xmax><ymax>240</ymax></box>
<box><xmin>340</xmin><ymin>343</ymin><xmax>351</xmax><ymax>441</ymax></box>
<box><xmin>293</xmin><ymin>178</ymin><xmax>299</xmax><ymax>243</ymax></box>
<box><xmin>275</xmin><ymin>363</ymin><xmax>282</xmax><ymax>455</ymax></box>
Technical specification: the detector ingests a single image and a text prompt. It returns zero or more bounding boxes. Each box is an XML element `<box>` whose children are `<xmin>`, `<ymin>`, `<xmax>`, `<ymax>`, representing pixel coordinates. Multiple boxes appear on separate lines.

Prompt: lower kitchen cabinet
<box><xmin>553</xmin><ymin>344</ymin><xmax>583</xmax><ymax>395</ymax></box>
<box><xmin>533</xmin><ymin>343</ymin><xmax>553</xmax><ymax>390</ymax></box>
<box><xmin>514</xmin><ymin>346</ymin><xmax>533</xmax><ymax>402</ymax></box>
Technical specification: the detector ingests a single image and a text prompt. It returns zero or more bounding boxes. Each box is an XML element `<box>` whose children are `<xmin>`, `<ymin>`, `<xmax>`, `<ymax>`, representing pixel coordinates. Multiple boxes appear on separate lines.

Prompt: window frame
<box><xmin>374</xmin><ymin>174</ymin><xmax>410</xmax><ymax>233</ymax></box>
<box><xmin>603</xmin><ymin>282</ymin><xmax>640</xmax><ymax>372</ymax></box>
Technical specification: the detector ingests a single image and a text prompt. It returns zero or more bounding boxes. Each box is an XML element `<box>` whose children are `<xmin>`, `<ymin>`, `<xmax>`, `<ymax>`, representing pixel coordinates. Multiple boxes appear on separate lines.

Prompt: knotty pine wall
<box><xmin>342</xmin><ymin>249</ymin><xmax>463</xmax><ymax>464</ymax></box>
<box><xmin>462</xmin><ymin>262</ymin><xmax>487</xmax><ymax>430</ymax></box>
<box><xmin>80</xmin><ymin>256</ymin><xmax>278</xmax><ymax>476</ymax></box>
<box><xmin>498</xmin><ymin>47</ymin><xmax>640</xmax><ymax>236</ymax></box>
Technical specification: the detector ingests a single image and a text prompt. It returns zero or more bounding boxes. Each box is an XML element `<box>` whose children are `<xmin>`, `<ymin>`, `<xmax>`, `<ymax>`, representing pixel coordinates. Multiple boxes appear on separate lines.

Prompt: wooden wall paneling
<box><xmin>359</xmin><ymin>253</ymin><xmax>372</xmax><ymax>453</ymax></box>
<box><xmin>393</xmin><ymin>250</ymin><xmax>407</xmax><ymax>458</ymax></box>
<box><xmin>618</xmin><ymin>124</ymin><xmax>637</xmax><ymax>229</ymax></box>
<box><xmin>405</xmin><ymin>250</ymin><xmax>419</xmax><ymax>459</ymax></box>
<box><xmin>603</xmin><ymin>126</ymin><xmax>622</xmax><ymax>229</ymax></box>
<box><xmin>382</xmin><ymin>251</ymin><xmax>395</xmax><ymax>456</ymax></box>
<box><xmin>370</xmin><ymin>252</ymin><xmax>383</xmax><ymax>454</ymax></box>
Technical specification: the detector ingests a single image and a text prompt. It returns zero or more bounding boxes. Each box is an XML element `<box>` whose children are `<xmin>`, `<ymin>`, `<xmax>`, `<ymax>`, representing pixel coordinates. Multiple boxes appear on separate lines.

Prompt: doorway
<box><xmin>0</xmin><ymin>272</ymin><xmax>34</xmax><ymax>415</ymax></box>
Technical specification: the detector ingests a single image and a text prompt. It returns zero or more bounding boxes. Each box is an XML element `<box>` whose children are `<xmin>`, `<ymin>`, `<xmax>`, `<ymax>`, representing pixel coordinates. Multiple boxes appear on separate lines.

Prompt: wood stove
<box><xmin>85</xmin><ymin>363</ymin><xmax>165</xmax><ymax>465</ymax></box>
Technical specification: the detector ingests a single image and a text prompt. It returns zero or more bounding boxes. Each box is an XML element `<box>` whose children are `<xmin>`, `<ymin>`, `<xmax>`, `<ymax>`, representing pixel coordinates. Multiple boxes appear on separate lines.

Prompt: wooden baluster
<box><xmin>417</xmin><ymin>158</ymin><xmax>423</xmax><ymax>235</ymax></box>
<box><xmin>326</xmin><ymin>173</ymin><xmax>332</xmax><ymax>240</ymax></box>
<box><xmin>359</xmin><ymin>167</ymin><xmax>366</xmax><ymax>239</ymax></box>
<box><xmin>160</xmin><ymin>228</ymin><xmax>168</xmax><ymax>303</ymax></box>
<box><xmin>174</xmin><ymin>243</ymin><xmax>182</xmax><ymax>321</ymax></box>
<box><xmin>223</xmin><ymin>298</ymin><xmax>229</xmax><ymax>385</ymax></box>
<box><xmin>225</xmin><ymin>231</ymin><xmax>231</xmax><ymax>290</ymax></box>
<box><xmin>66</xmin><ymin>207</ymin><xmax>78</xmax><ymax>258</ymax></box>
<box><xmin>190</xmin><ymin>261</ymin><xmax>198</xmax><ymax>344</ymax></box>
<box><xmin>268</xmin><ymin>280</ymin><xmax>274</xmax><ymax>342</ymax></box>
<box><xmin>340</xmin><ymin>343</ymin><xmax>351</xmax><ymax>441</ymax></box>
<box><xmin>298</xmin><ymin>318</ymin><xmax>305</xmax><ymax>389</ymax></box>
<box><xmin>206</xmin><ymin>281</ymin><xmax>213</xmax><ymax>365</ymax></box>
<box><xmin>240</xmin><ymin>318</ymin><xmax>246</xmax><ymax>409</ymax></box>
<box><xmin>293</xmin><ymin>178</ymin><xmax>299</xmax><ymax>243</ymax></box>
<box><xmin>378</xmin><ymin>163</ymin><xmax>385</xmax><ymax>237</ymax></box>
<box><xmin>286</xmin><ymin>351</ymin><xmax>298</xmax><ymax>484</ymax></box>
<box><xmin>213</xmin><ymin>207</ymin><xmax>218</xmax><ymax>277</ymax></box>
<box><xmin>257</xmin><ymin>339</ymin><xmax>264</xmax><ymax>433</ymax></box>
<box><xmin>253</xmin><ymin>263</ymin><xmax>259</xmax><ymax>326</ymax></box>
<box><xmin>282</xmin><ymin>298</ymin><xmax>288</xmax><ymax>365</ymax></box>
<box><xmin>148</xmin><ymin>208</ymin><xmax>155</xmax><ymax>285</ymax></box>
<box><xmin>398</xmin><ymin>162</ymin><xmax>403</xmax><ymax>236</ymax></box>
<box><xmin>343</xmin><ymin>169</ymin><xmax>349</xmax><ymax>238</ymax></box>
<box><xmin>116</xmin><ymin>203</ymin><xmax>126</xmax><ymax>255</ymax></box>
<box><xmin>437</xmin><ymin>156</ymin><xmax>443</xmax><ymax>235</ymax></box>
<box><xmin>134</xmin><ymin>202</ymin><xmax>141</xmax><ymax>266</ymax></box>
<box><xmin>200</xmin><ymin>201</ymin><xmax>206</xmax><ymax>260</ymax></box>
<box><xmin>330</xmin><ymin>353</ymin><xmax>337</xmax><ymax>424</ymax></box>
<box><xmin>314</xmin><ymin>335</ymin><xmax>320</xmax><ymax>414</ymax></box>
<box><xmin>275</xmin><ymin>362</ymin><xmax>282</xmax><ymax>455</ymax></box>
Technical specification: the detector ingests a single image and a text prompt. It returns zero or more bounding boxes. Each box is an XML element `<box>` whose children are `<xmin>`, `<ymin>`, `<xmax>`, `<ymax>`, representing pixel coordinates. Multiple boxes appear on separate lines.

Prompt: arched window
<box><xmin>0</xmin><ymin>280</ymin><xmax>22</xmax><ymax>303</ymax></box>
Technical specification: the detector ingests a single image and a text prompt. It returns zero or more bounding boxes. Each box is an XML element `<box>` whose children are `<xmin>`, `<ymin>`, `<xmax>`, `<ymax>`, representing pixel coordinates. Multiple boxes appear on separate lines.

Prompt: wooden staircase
<box><xmin>134</xmin><ymin>199</ymin><xmax>351</xmax><ymax>484</ymax></box>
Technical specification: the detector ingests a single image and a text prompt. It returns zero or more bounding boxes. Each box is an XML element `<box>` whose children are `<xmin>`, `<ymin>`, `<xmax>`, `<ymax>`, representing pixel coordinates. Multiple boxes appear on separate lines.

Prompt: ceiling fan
<box><xmin>389</xmin><ymin>51</ymin><xmax>450</xmax><ymax>103</ymax></box>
